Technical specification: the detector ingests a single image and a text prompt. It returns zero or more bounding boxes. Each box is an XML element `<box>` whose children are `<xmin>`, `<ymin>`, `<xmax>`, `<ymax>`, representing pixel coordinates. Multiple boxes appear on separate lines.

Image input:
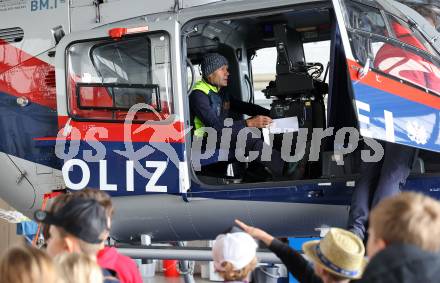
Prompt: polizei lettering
<box><xmin>62</xmin><ymin>159</ymin><xmax>168</xmax><ymax>192</ymax></box>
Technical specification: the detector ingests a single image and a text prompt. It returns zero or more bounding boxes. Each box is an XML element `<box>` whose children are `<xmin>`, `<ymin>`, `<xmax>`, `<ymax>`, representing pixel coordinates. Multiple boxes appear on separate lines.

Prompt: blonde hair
<box><xmin>370</xmin><ymin>192</ymin><xmax>440</xmax><ymax>252</ymax></box>
<box><xmin>55</xmin><ymin>252</ymin><xmax>103</xmax><ymax>283</ymax></box>
<box><xmin>0</xmin><ymin>244</ymin><xmax>60</xmax><ymax>283</ymax></box>
<box><xmin>217</xmin><ymin>257</ymin><xmax>257</xmax><ymax>281</ymax></box>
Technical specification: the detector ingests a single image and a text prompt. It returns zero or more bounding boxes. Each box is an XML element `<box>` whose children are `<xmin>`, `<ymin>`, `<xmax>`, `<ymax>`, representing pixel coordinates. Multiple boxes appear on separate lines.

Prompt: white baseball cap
<box><xmin>212</xmin><ymin>232</ymin><xmax>258</xmax><ymax>271</ymax></box>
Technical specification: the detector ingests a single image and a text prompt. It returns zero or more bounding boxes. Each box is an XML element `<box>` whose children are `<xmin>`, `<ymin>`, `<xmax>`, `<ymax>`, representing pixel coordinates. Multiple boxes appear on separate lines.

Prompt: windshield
<box><xmin>67</xmin><ymin>33</ymin><xmax>173</xmax><ymax>121</ymax></box>
<box><xmin>342</xmin><ymin>0</ymin><xmax>440</xmax><ymax>95</ymax></box>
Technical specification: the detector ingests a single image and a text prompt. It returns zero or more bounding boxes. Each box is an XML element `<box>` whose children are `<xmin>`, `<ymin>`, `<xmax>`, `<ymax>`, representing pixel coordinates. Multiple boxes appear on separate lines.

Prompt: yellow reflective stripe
<box><xmin>192</xmin><ymin>80</ymin><xmax>219</xmax><ymax>94</ymax></box>
<box><xmin>193</xmin><ymin>116</ymin><xmax>205</xmax><ymax>138</ymax></box>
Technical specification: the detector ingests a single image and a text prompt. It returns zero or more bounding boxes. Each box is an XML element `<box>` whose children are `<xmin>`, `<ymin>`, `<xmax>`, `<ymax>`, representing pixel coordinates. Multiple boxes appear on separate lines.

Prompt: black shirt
<box><xmin>269</xmin><ymin>238</ymin><xmax>323</xmax><ymax>283</ymax></box>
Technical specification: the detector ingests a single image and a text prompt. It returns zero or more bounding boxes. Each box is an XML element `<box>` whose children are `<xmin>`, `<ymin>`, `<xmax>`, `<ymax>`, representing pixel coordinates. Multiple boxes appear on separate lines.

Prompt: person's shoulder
<box><xmin>99</xmin><ymin>246</ymin><xmax>116</xmax><ymax>256</ymax></box>
<box><xmin>110</xmin><ymin>249</ymin><xmax>143</xmax><ymax>282</ymax></box>
<box><xmin>189</xmin><ymin>89</ymin><xmax>210</xmax><ymax>107</ymax></box>
<box><xmin>190</xmin><ymin>88</ymin><xmax>206</xmax><ymax>97</ymax></box>
<box><xmin>100</xmin><ymin>246</ymin><xmax>139</xmax><ymax>271</ymax></box>
<box><xmin>115</xmin><ymin>250</ymin><xmax>138</xmax><ymax>267</ymax></box>
<box><xmin>97</xmin><ymin>246</ymin><xmax>118</xmax><ymax>266</ymax></box>
<box><xmin>358</xmin><ymin>244</ymin><xmax>440</xmax><ymax>283</ymax></box>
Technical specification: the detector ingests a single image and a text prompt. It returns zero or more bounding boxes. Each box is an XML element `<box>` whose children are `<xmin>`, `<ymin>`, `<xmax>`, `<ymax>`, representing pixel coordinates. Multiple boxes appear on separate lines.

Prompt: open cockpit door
<box><xmin>332</xmin><ymin>0</ymin><xmax>440</xmax><ymax>153</ymax></box>
<box><xmin>55</xmin><ymin>17</ymin><xmax>190</xmax><ymax>196</ymax></box>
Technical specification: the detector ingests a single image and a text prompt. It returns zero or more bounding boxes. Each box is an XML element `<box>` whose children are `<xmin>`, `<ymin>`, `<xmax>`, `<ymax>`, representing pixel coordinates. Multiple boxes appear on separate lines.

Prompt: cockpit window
<box><xmin>372</xmin><ymin>37</ymin><xmax>440</xmax><ymax>94</ymax></box>
<box><xmin>66</xmin><ymin>33</ymin><xmax>173</xmax><ymax>121</ymax></box>
<box><xmin>386</xmin><ymin>14</ymin><xmax>436</xmax><ymax>55</ymax></box>
<box><xmin>92</xmin><ymin>37</ymin><xmax>152</xmax><ymax>85</ymax></box>
<box><xmin>341</xmin><ymin>0</ymin><xmax>440</xmax><ymax>95</ymax></box>
<box><xmin>343</xmin><ymin>1</ymin><xmax>387</xmax><ymax>37</ymax></box>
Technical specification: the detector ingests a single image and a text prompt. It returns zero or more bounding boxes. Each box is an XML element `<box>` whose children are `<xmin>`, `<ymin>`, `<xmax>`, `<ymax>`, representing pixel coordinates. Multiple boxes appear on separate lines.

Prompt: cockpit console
<box><xmin>262</xmin><ymin>24</ymin><xmax>327</xmax><ymax>128</ymax></box>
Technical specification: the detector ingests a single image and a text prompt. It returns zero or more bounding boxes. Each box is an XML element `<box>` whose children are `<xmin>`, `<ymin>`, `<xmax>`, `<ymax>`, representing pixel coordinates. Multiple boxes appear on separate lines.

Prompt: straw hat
<box><xmin>303</xmin><ymin>228</ymin><xmax>367</xmax><ymax>279</ymax></box>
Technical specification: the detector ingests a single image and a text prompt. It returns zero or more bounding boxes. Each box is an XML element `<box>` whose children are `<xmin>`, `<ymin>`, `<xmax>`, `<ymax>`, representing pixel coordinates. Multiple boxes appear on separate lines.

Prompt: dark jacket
<box><xmin>353</xmin><ymin>244</ymin><xmax>440</xmax><ymax>283</ymax></box>
<box><xmin>269</xmin><ymin>238</ymin><xmax>323</xmax><ymax>283</ymax></box>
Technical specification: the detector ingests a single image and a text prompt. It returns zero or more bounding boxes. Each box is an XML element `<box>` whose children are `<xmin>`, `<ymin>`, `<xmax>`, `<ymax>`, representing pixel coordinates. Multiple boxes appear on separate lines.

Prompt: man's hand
<box><xmin>246</xmin><ymin>115</ymin><xmax>272</xmax><ymax>128</ymax></box>
<box><xmin>235</xmin><ymin>219</ymin><xmax>274</xmax><ymax>246</ymax></box>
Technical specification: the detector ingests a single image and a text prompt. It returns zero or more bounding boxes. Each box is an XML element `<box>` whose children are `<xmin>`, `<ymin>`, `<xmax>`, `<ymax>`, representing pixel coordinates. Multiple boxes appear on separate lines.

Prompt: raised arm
<box><xmin>235</xmin><ymin>219</ymin><xmax>322</xmax><ymax>283</ymax></box>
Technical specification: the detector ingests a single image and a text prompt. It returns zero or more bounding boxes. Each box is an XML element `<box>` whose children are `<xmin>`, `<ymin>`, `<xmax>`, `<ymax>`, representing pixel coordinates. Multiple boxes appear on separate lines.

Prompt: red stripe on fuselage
<box><xmin>36</xmin><ymin>116</ymin><xmax>187</xmax><ymax>143</ymax></box>
<box><xmin>0</xmin><ymin>40</ymin><xmax>56</xmax><ymax>109</ymax></box>
<box><xmin>347</xmin><ymin>60</ymin><xmax>440</xmax><ymax>110</ymax></box>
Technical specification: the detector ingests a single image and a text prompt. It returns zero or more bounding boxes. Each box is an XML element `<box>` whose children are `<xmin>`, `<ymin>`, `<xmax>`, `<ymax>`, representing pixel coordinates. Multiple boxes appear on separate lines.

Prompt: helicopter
<box><xmin>0</xmin><ymin>0</ymin><xmax>439</xmax><ymax>244</ymax></box>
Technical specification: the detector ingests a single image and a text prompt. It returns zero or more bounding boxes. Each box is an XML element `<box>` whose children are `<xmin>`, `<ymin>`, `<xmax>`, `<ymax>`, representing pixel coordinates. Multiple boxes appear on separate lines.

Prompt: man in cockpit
<box><xmin>189</xmin><ymin>53</ymin><xmax>289</xmax><ymax>179</ymax></box>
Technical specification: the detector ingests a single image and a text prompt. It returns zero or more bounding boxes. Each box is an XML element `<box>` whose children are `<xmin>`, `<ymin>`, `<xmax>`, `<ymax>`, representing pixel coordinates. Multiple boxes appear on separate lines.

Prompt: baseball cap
<box><xmin>212</xmin><ymin>232</ymin><xmax>257</xmax><ymax>271</ymax></box>
<box><xmin>34</xmin><ymin>197</ymin><xmax>109</xmax><ymax>244</ymax></box>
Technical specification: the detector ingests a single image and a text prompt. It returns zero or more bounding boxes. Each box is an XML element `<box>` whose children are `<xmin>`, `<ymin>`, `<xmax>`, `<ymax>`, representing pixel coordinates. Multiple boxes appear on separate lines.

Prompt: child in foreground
<box><xmin>235</xmin><ymin>220</ymin><xmax>366</xmax><ymax>283</ymax></box>
<box><xmin>212</xmin><ymin>232</ymin><xmax>258</xmax><ymax>282</ymax></box>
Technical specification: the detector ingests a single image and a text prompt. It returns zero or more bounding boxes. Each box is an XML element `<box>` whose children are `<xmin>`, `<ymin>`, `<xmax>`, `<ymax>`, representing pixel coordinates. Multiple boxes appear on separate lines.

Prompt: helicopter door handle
<box><xmin>358</xmin><ymin>58</ymin><xmax>371</xmax><ymax>80</ymax></box>
<box><xmin>62</xmin><ymin>118</ymin><xmax>72</xmax><ymax>137</ymax></box>
<box><xmin>307</xmin><ymin>190</ymin><xmax>324</xmax><ymax>198</ymax></box>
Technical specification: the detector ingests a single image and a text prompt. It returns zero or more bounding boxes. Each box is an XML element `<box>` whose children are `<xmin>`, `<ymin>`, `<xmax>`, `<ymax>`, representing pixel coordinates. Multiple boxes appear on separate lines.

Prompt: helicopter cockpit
<box><xmin>183</xmin><ymin>0</ymin><xmax>440</xmax><ymax>187</ymax></box>
<box><xmin>184</xmin><ymin>5</ymin><xmax>341</xmax><ymax>185</ymax></box>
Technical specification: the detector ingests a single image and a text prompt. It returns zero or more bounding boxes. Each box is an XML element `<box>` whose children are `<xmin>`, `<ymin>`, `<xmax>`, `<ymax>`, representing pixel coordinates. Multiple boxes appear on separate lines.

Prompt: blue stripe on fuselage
<box><xmin>354</xmin><ymin>82</ymin><xmax>440</xmax><ymax>152</ymax></box>
<box><xmin>0</xmin><ymin>91</ymin><xmax>60</xmax><ymax>168</ymax></box>
<box><xmin>64</xmin><ymin>141</ymin><xmax>184</xmax><ymax>196</ymax></box>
